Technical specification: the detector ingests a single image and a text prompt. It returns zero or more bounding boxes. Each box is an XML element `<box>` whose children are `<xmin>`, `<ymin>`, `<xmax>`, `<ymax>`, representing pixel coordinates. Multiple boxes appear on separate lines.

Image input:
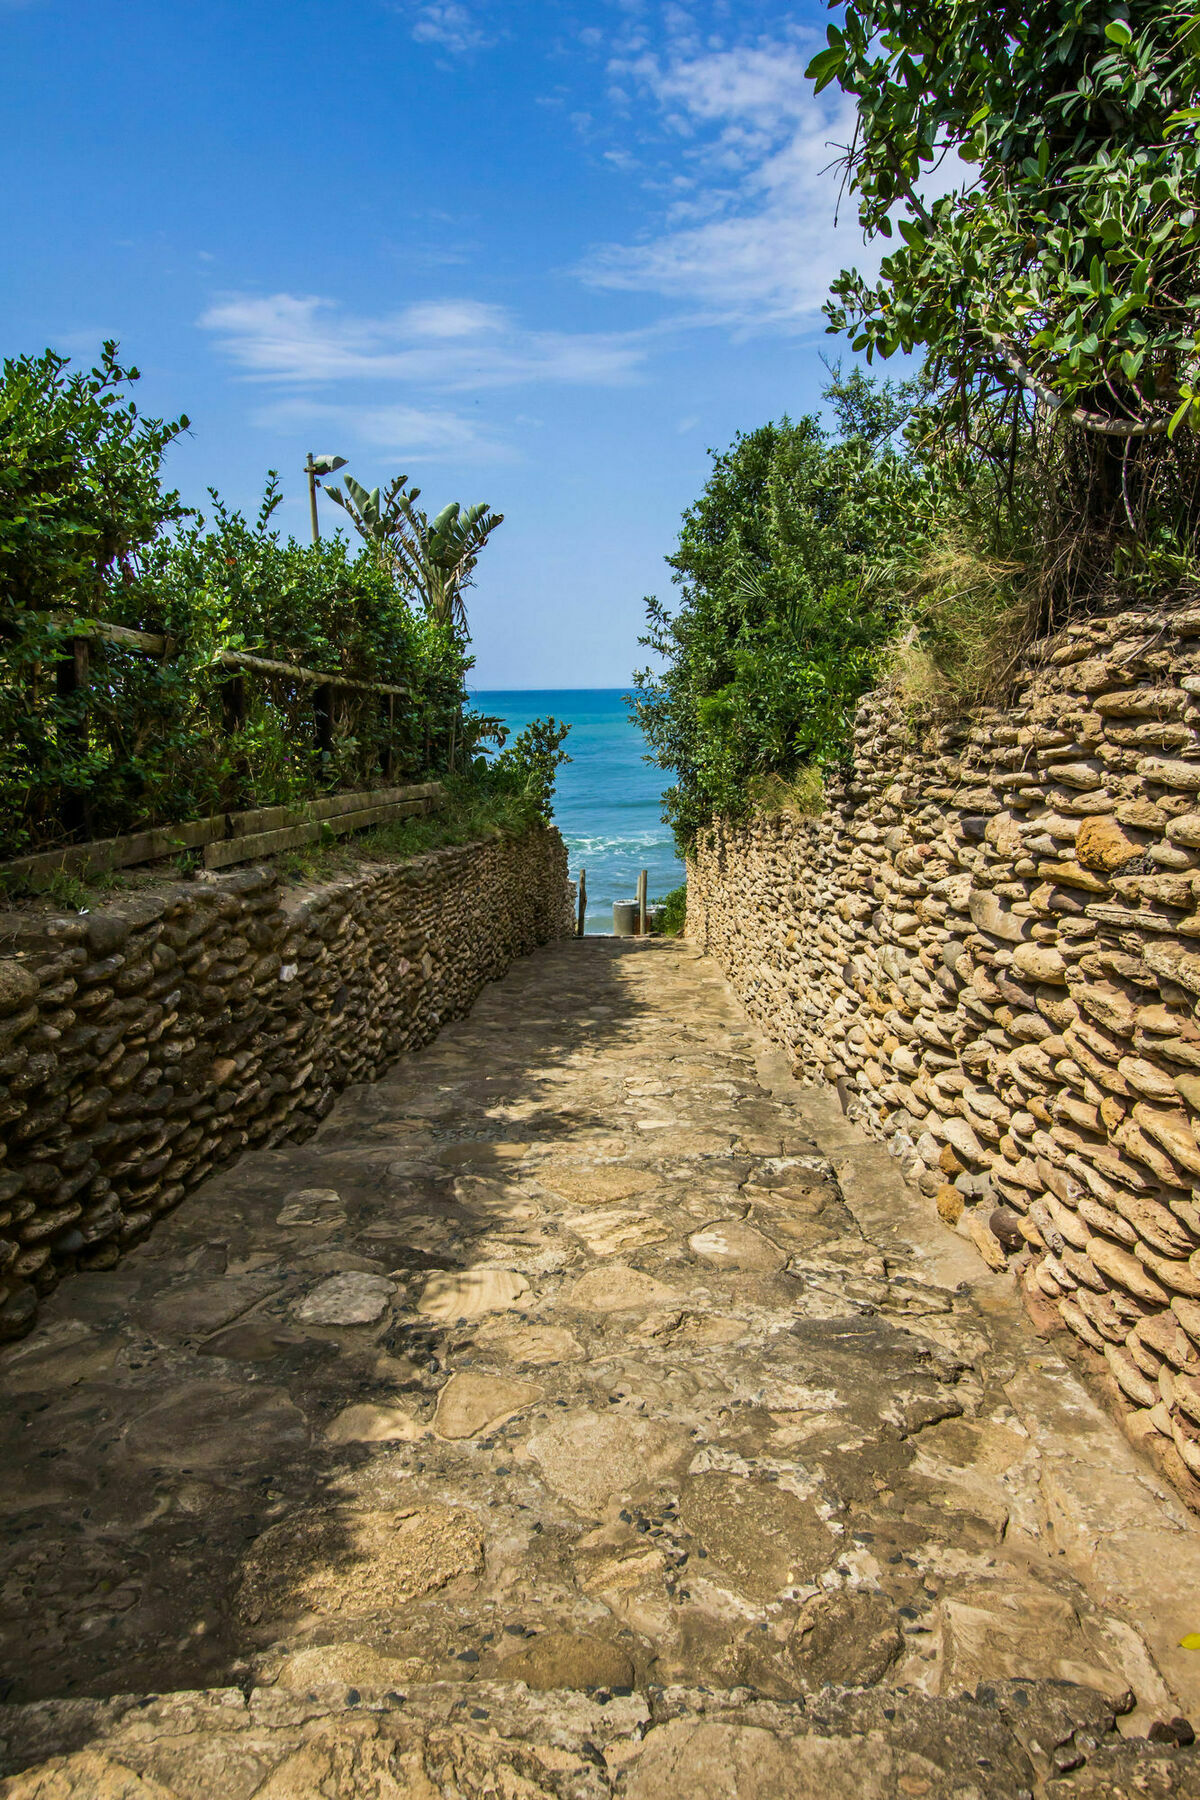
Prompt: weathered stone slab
<box><xmin>293</xmin><ymin>1273</ymin><xmax>396</xmax><ymax>1325</ymax></box>
<box><xmin>238</xmin><ymin>1503</ymin><xmax>483</xmax><ymax>1625</ymax></box>
<box><xmin>565</xmin><ymin>1266</ymin><xmax>680</xmax><ymax>1312</ymax></box>
<box><xmin>433</xmin><ymin>1371</ymin><xmax>542</xmax><ymax>1439</ymax></box>
<box><xmin>687</xmin><ymin>1221</ymin><xmax>786</xmax><ymax>1273</ymax></box>
<box><xmin>415</xmin><ymin>1267</ymin><xmax>530</xmax><ymax>1321</ymax></box>
<box><xmin>524</xmin><ymin>1410</ymin><xmax>691</xmax><ymax>1515</ymax></box>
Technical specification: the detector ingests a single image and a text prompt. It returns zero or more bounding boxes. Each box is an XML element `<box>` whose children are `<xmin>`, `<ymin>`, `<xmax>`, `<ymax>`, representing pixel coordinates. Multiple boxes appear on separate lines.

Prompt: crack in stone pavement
<box><xmin>1</xmin><ymin>937</ymin><xmax>1199</xmax><ymax>1796</ymax></box>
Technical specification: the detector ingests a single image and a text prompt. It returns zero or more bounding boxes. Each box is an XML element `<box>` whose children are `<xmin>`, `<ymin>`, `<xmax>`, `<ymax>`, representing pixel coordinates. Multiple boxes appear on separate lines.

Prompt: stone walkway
<box><xmin>1</xmin><ymin>937</ymin><xmax>1199</xmax><ymax>1796</ymax></box>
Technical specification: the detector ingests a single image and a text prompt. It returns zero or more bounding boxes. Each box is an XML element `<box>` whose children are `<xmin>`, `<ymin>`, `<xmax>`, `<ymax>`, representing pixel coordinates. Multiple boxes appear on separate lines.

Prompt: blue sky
<box><xmin>3</xmin><ymin>0</ymin><xmax>878</xmax><ymax>687</ymax></box>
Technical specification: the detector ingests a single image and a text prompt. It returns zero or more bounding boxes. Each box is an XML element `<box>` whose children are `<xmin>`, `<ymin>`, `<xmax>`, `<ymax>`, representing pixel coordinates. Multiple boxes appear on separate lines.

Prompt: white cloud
<box><xmin>199</xmin><ymin>292</ymin><xmax>651</xmax><ymax>390</ymax></box>
<box><xmin>639</xmin><ymin>44</ymin><xmax>818</xmax><ymax>133</ymax></box>
<box><xmin>251</xmin><ymin>396</ymin><xmax>511</xmax><ymax>463</ymax></box>
<box><xmin>581</xmin><ymin>41</ymin><xmax>875</xmax><ymax>327</ymax></box>
<box><xmin>399</xmin><ymin>299</ymin><xmax>506</xmax><ymax>339</ymax></box>
<box><xmin>409</xmin><ymin>2</ymin><xmax>493</xmax><ymax>54</ymax></box>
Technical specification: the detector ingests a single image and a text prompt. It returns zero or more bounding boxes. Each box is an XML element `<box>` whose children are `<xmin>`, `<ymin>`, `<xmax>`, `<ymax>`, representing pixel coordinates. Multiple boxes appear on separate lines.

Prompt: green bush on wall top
<box><xmin>631</xmin><ymin>373</ymin><xmax>940</xmax><ymax>846</ymax></box>
<box><xmin>0</xmin><ymin>349</ymin><xmax>477</xmax><ymax>862</ymax></box>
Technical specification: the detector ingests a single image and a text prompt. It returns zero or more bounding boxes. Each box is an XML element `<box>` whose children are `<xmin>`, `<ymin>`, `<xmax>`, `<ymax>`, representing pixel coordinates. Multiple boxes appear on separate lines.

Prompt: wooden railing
<box><xmin>4</xmin><ymin>610</ymin><xmax>456</xmax><ymax>867</ymax></box>
<box><xmin>3</xmin><ymin>781</ymin><xmax>445</xmax><ymax>886</ymax></box>
<box><xmin>54</xmin><ymin>615</ymin><xmax>410</xmax><ymax>697</ymax></box>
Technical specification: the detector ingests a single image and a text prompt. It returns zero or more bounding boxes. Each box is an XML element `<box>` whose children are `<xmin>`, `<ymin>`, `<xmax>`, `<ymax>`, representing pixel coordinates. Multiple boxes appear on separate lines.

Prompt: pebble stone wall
<box><xmin>0</xmin><ymin>827</ymin><xmax>572</xmax><ymax>1340</ymax></box>
<box><xmin>688</xmin><ymin>604</ymin><xmax>1200</xmax><ymax>1509</ymax></box>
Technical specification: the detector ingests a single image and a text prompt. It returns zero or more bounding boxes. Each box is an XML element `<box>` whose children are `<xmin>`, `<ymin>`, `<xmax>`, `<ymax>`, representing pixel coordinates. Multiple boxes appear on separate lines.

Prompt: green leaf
<box><xmin>1104</xmin><ymin>19</ymin><xmax>1132</xmax><ymax>45</ymax></box>
<box><xmin>1168</xmin><ymin>397</ymin><xmax>1192</xmax><ymax>439</ymax></box>
<box><xmin>804</xmin><ymin>45</ymin><xmax>844</xmax><ymax>89</ymax></box>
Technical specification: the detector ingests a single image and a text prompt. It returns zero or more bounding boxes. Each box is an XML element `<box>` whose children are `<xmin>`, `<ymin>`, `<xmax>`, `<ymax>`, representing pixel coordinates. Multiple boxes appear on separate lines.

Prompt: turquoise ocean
<box><xmin>470</xmin><ymin>689</ymin><xmax>684</xmax><ymax>932</ymax></box>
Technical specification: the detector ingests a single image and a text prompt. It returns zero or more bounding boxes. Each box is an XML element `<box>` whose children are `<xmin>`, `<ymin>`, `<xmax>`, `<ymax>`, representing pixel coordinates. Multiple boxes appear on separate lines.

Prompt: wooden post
<box><xmin>55</xmin><ymin>635</ymin><xmax>90</xmax><ymax>837</ymax></box>
<box><xmin>305</xmin><ymin>452</ymin><xmax>321</xmax><ymax>544</ymax></box>
<box><xmin>220</xmin><ymin>673</ymin><xmax>246</xmax><ymax>734</ymax></box>
<box><xmin>637</xmin><ymin>868</ymin><xmax>648</xmax><ymax>936</ymax></box>
<box><xmin>219</xmin><ymin>672</ymin><xmax>248</xmax><ymax>809</ymax></box>
<box><xmin>576</xmin><ymin>869</ymin><xmax>587</xmax><ymax>938</ymax></box>
<box><xmin>314</xmin><ymin>683</ymin><xmax>334</xmax><ymax>763</ymax></box>
<box><xmin>382</xmin><ymin>693</ymin><xmax>396</xmax><ymax>780</ymax></box>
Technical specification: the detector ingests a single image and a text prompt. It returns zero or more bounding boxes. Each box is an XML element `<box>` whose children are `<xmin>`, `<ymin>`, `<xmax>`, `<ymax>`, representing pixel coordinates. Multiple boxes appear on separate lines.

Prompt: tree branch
<box><xmin>986</xmin><ymin>334</ymin><xmax>1168</xmax><ymax>437</ymax></box>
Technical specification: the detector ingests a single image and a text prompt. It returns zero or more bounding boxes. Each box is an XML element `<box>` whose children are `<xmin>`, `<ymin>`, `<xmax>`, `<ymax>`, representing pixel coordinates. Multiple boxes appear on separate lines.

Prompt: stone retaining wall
<box><xmin>0</xmin><ymin>828</ymin><xmax>572</xmax><ymax>1338</ymax></box>
<box><xmin>688</xmin><ymin>604</ymin><xmax>1200</xmax><ymax>1507</ymax></box>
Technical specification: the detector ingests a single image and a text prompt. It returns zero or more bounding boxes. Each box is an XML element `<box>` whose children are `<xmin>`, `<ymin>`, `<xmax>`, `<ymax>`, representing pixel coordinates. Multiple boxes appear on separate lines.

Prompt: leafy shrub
<box><xmin>813</xmin><ymin>0</ymin><xmax>1200</xmax><ymax>590</ymax></box>
<box><xmin>656</xmin><ymin>885</ymin><xmax>687</xmax><ymax>937</ymax></box>
<box><xmin>0</xmin><ymin>352</ymin><xmax>473</xmax><ymax>859</ymax></box>
<box><xmin>0</xmin><ymin>342</ymin><xmax>188</xmax><ymax>614</ymax></box>
<box><xmin>631</xmin><ymin>379</ymin><xmax>938</xmax><ymax>844</ymax></box>
<box><xmin>478</xmin><ymin>717</ymin><xmax>571</xmax><ymax>827</ymax></box>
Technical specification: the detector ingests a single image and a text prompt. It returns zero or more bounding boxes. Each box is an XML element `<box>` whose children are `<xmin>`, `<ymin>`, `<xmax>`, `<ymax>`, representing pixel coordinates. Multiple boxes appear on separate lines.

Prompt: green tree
<box><xmin>0</xmin><ymin>342</ymin><xmax>189</xmax><ymax>615</ymax></box>
<box><xmin>810</xmin><ymin>0</ymin><xmax>1200</xmax><ymax>576</ymax></box>
<box><xmin>812</xmin><ymin>1</ymin><xmax>1200</xmax><ymax>436</ymax></box>
<box><xmin>632</xmin><ymin>385</ymin><xmax>933</xmax><ymax>844</ymax></box>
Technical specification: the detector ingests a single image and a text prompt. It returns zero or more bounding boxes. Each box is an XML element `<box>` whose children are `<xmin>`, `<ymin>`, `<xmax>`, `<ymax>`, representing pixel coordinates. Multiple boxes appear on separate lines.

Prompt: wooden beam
<box><xmin>48</xmin><ymin>615</ymin><xmax>410</xmax><ymax>697</ymax></box>
<box><xmin>203</xmin><ymin>822</ymin><xmax>321</xmax><ymax>869</ymax></box>
<box><xmin>3</xmin><ymin>816</ymin><xmax>225</xmax><ymax>886</ymax></box>
<box><xmin>203</xmin><ymin>792</ymin><xmax>439</xmax><ymax>869</ymax></box>
<box><xmin>306</xmin><ymin>781</ymin><xmax>443</xmax><ymax>822</ymax></box>
<box><xmin>3</xmin><ymin>776</ymin><xmax>446</xmax><ymax>888</ymax></box>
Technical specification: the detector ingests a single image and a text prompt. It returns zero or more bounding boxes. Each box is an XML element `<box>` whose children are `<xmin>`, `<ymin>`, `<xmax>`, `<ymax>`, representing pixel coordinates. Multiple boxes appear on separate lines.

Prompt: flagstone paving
<box><xmin>1</xmin><ymin>936</ymin><xmax>1200</xmax><ymax>1795</ymax></box>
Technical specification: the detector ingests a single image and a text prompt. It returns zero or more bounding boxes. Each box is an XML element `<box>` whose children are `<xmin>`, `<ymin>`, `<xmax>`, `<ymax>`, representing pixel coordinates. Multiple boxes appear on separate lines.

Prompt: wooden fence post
<box><xmin>637</xmin><ymin>868</ymin><xmax>648</xmax><ymax>936</ymax></box>
<box><xmin>219</xmin><ymin>672</ymin><xmax>249</xmax><ymax>809</ymax></box>
<box><xmin>577</xmin><ymin>868</ymin><xmax>587</xmax><ymax>938</ymax></box>
<box><xmin>55</xmin><ymin>635</ymin><xmax>90</xmax><ymax>836</ymax></box>
<box><xmin>220</xmin><ymin>673</ymin><xmax>247</xmax><ymax>734</ymax></box>
<box><xmin>314</xmin><ymin>683</ymin><xmax>334</xmax><ymax>764</ymax></box>
<box><xmin>383</xmin><ymin>693</ymin><xmax>396</xmax><ymax>780</ymax></box>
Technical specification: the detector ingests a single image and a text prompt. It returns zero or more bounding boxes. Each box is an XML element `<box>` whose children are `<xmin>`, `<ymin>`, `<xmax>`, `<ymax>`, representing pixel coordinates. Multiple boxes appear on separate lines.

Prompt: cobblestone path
<box><xmin>2</xmin><ymin>937</ymin><xmax>1200</xmax><ymax>1796</ymax></box>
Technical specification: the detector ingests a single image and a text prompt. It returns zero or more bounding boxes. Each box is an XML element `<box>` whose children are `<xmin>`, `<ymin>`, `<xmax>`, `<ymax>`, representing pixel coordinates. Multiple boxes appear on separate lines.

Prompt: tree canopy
<box><xmin>812</xmin><ymin>1</ymin><xmax>1200</xmax><ymax>443</ymax></box>
<box><xmin>632</xmin><ymin>380</ymin><xmax>936</xmax><ymax>843</ymax></box>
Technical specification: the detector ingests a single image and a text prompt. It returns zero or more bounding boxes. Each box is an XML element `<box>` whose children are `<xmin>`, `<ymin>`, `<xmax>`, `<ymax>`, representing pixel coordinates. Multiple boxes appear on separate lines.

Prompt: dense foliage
<box><xmin>641</xmin><ymin>2</ymin><xmax>1200</xmax><ymax>850</ymax></box>
<box><xmin>656</xmin><ymin>885</ymin><xmax>687</xmax><ymax>937</ymax></box>
<box><xmin>0</xmin><ymin>348</ymin><xmax>558</xmax><ymax>865</ymax></box>
<box><xmin>482</xmin><ymin>717</ymin><xmax>572</xmax><ymax>827</ymax></box>
<box><xmin>0</xmin><ymin>343</ymin><xmax>189</xmax><ymax>614</ymax></box>
<box><xmin>815</xmin><ymin>2</ymin><xmax>1200</xmax><ymax>434</ymax></box>
<box><xmin>326</xmin><ymin>474</ymin><xmax>504</xmax><ymax>632</ymax></box>
<box><xmin>812</xmin><ymin>0</ymin><xmax>1200</xmax><ymax>566</ymax></box>
<box><xmin>632</xmin><ymin>378</ymin><xmax>936</xmax><ymax>843</ymax></box>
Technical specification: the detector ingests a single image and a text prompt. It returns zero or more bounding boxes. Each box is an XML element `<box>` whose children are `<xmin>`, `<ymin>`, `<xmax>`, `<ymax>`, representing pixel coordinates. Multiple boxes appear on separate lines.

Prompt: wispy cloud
<box><xmin>199</xmin><ymin>292</ymin><xmax>652</xmax><ymax>390</ymax></box>
<box><xmin>251</xmin><ymin>395</ymin><xmax>512</xmax><ymax>463</ymax></box>
<box><xmin>581</xmin><ymin>40</ymin><xmax>872</xmax><ymax>328</ymax></box>
<box><xmin>409</xmin><ymin>1</ymin><xmax>494</xmax><ymax>54</ymax></box>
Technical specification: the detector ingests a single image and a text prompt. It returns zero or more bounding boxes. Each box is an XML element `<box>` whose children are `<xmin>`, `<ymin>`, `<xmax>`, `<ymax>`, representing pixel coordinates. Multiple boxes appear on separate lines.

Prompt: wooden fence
<box><xmin>52</xmin><ymin>612</ymin><xmax>417</xmax><ymax>770</ymax></box>
<box><xmin>4</xmin><ymin>611</ymin><xmax>458</xmax><ymax>866</ymax></box>
<box><xmin>2</xmin><ymin>780</ymin><xmax>445</xmax><ymax>887</ymax></box>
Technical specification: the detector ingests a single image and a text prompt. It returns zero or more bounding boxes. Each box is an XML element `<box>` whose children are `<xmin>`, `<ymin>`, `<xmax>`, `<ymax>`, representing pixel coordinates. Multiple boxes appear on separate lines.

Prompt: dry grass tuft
<box><xmin>879</xmin><ymin>541</ymin><xmax>1038</xmax><ymax>718</ymax></box>
<box><xmin>747</xmin><ymin>765</ymin><xmax>826</xmax><ymax>819</ymax></box>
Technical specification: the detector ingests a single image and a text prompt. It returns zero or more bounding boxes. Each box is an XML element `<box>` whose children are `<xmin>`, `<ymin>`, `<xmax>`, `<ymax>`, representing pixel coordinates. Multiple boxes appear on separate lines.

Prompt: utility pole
<box><xmin>304</xmin><ymin>452</ymin><xmax>348</xmax><ymax>545</ymax></box>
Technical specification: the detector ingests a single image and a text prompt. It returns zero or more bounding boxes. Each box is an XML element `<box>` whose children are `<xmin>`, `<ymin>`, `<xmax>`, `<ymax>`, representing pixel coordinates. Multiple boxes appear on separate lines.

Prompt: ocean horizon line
<box><xmin>468</xmin><ymin>685</ymin><xmax>636</xmax><ymax>693</ymax></box>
